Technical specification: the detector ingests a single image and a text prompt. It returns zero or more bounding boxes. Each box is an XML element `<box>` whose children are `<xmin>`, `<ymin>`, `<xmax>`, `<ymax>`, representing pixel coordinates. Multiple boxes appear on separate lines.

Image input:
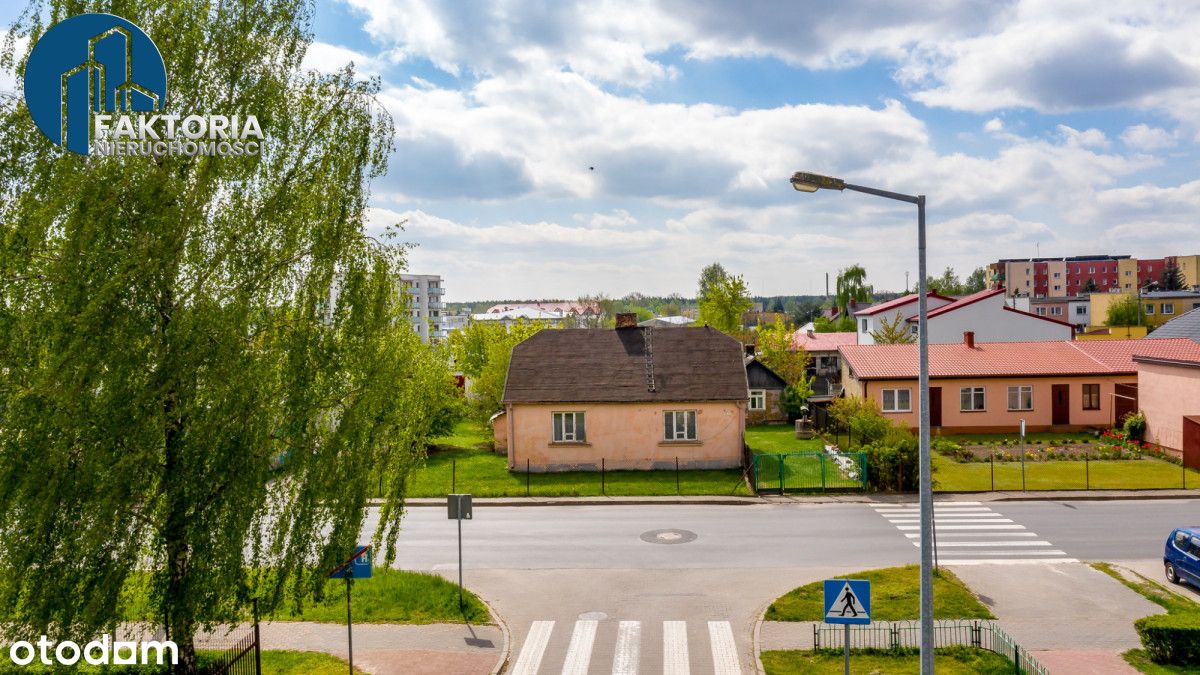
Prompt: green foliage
<box><xmin>813</xmin><ymin>314</ymin><xmax>856</xmax><ymax>333</ymax></box>
<box><xmin>927</xmin><ymin>266</ymin><xmax>986</xmax><ymax>295</ymax></box>
<box><xmin>828</xmin><ymin>397</ymin><xmax>891</xmax><ymax>447</ymax></box>
<box><xmin>1124</xmin><ymin>411</ymin><xmax>1148</xmax><ymax>441</ymax></box>
<box><xmin>964</xmin><ymin>267</ymin><xmax>990</xmax><ymax>293</ymax></box>
<box><xmin>1161</xmin><ymin>260</ymin><xmax>1186</xmax><ymax>292</ymax></box>
<box><xmin>762</xmin><ymin>647</ymin><xmax>1015</xmax><ymax>675</ymax></box>
<box><xmin>1135</xmin><ymin>614</ymin><xmax>1200</xmax><ymax>666</ymax></box>
<box><xmin>1107</xmin><ymin>294</ymin><xmax>1145</xmax><ymax>326</ymax></box>
<box><xmin>450</xmin><ymin>319</ymin><xmax>547</xmax><ymax>429</ymax></box>
<box><xmin>281</xmin><ymin>569</ymin><xmax>489</xmax><ymax>624</ymax></box>
<box><xmin>862</xmin><ymin>434</ymin><xmax>920</xmax><ymax>491</ymax></box>
<box><xmin>757</xmin><ymin>318</ymin><xmax>812</xmax><ymax>386</ymax></box>
<box><xmin>835</xmin><ymin>264</ymin><xmax>872</xmax><ymax>317</ymax></box>
<box><xmin>0</xmin><ymin>1</ymin><xmax>457</xmax><ymax>669</ymax></box>
<box><xmin>870</xmin><ymin>310</ymin><xmax>916</xmax><ymax>344</ymax></box>
<box><xmin>697</xmin><ymin>267</ymin><xmax>753</xmax><ymax>333</ymax></box>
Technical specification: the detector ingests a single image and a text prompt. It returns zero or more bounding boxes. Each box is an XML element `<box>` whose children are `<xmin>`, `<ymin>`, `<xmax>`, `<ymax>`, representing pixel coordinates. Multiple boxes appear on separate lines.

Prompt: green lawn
<box><xmin>274</xmin><ymin>569</ymin><xmax>489</xmax><ymax>624</ymax></box>
<box><xmin>764</xmin><ymin>565</ymin><xmax>994</xmax><ymax>622</ymax></box>
<box><xmin>746</xmin><ymin>425</ymin><xmax>863</xmax><ymax>491</ymax></box>
<box><xmin>403</xmin><ymin>421</ymin><xmax>750</xmax><ymax>497</ymax></box>
<box><xmin>1091</xmin><ymin>563</ymin><xmax>1200</xmax><ymax>674</ymax></box>
<box><xmin>762</xmin><ymin>646</ymin><xmax>1014</xmax><ymax>675</ymax></box>
<box><xmin>0</xmin><ymin>650</ymin><xmax>362</xmax><ymax>674</ymax></box>
<box><xmin>1123</xmin><ymin>649</ymin><xmax>1199</xmax><ymax>674</ymax></box>
<box><xmin>932</xmin><ymin>453</ymin><xmax>1200</xmax><ymax>491</ymax></box>
<box><xmin>745</xmin><ymin>424</ymin><xmax>828</xmax><ymax>454</ymax></box>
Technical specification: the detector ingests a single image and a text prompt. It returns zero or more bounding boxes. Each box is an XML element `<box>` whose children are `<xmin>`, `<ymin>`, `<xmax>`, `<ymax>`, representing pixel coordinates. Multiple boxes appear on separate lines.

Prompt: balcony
<box><xmin>427</xmin><ymin>286</ymin><xmax>446</xmax><ymax>295</ymax></box>
<box><xmin>428</xmin><ymin>301</ymin><xmax>445</xmax><ymax>310</ymax></box>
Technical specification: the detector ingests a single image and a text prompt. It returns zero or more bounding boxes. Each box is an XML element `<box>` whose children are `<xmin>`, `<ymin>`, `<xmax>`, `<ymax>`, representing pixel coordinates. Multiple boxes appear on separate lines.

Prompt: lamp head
<box><xmin>790</xmin><ymin>171</ymin><xmax>845</xmax><ymax>192</ymax></box>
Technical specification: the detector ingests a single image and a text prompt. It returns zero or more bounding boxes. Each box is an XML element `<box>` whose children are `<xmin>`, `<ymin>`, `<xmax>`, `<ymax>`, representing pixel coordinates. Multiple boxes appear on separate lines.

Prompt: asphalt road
<box><xmin>365</xmin><ymin>498</ymin><xmax>1198</xmax><ymax>673</ymax></box>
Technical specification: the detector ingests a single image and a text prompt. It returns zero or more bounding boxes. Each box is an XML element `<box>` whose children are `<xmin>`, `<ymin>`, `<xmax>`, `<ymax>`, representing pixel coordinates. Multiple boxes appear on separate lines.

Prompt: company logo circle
<box><xmin>24</xmin><ymin>13</ymin><xmax>167</xmax><ymax>155</ymax></box>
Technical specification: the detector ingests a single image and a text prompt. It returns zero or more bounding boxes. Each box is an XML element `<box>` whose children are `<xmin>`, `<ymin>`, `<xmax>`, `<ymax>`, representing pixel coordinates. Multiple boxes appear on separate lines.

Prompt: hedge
<box><xmin>1135</xmin><ymin>613</ymin><xmax>1200</xmax><ymax>665</ymax></box>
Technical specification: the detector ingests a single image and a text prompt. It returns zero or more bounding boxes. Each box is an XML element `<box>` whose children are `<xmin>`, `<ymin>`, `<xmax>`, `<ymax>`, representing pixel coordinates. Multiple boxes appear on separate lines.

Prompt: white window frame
<box><xmin>860</xmin><ymin>318</ymin><xmax>868</xmax><ymax>332</ymax></box>
<box><xmin>1145</xmin><ymin>304</ymin><xmax>1155</xmax><ymax>315</ymax></box>
<box><xmin>960</xmin><ymin>386</ymin><xmax>986</xmax><ymax>412</ymax></box>
<box><xmin>1007</xmin><ymin>385</ymin><xmax>1033</xmax><ymax>411</ymax></box>
<box><xmin>881</xmin><ymin>388</ymin><xmax>912</xmax><ymax>413</ymax></box>
<box><xmin>1162</xmin><ymin>303</ymin><xmax>1175</xmax><ymax>315</ymax></box>
<box><xmin>749</xmin><ymin>389</ymin><xmax>766</xmax><ymax>411</ymax></box>
<box><xmin>552</xmin><ymin>411</ymin><xmax>586</xmax><ymax>443</ymax></box>
<box><xmin>664</xmin><ymin>410</ymin><xmax>698</xmax><ymax>441</ymax></box>
<box><xmin>1050</xmin><ymin>306</ymin><xmax>1062</xmax><ymax>316</ymax></box>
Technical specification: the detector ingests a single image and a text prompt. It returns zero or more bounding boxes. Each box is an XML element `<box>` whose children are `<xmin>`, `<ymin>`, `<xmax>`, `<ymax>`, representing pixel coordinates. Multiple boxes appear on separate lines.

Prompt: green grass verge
<box><xmin>764</xmin><ymin>565</ymin><xmax>994</xmax><ymax>622</ymax></box>
<box><xmin>931</xmin><ymin>453</ymin><xmax>1200</xmax><ymax>492</ymax></box>
<box><xmin>1090</xmin><ymin>563</ymin><xmax>1199</xmax><ymax>615</ymax></box>
<box><xmin>745</xmin><ymin>425</ymin><xmax>828</xmax><ymax>454</ymax></box>
<box><xmin>0</xmin><ymin>650</ymin><xmax>362</xmax><ymax>674</ymax></box>
<box><xmin>746</xmin><ymin>425</ymin><xmax>863</xmax><ymax>490</ymax></box>
<box><xmin>1123</xmin><ymin>648</ymin><xmax>1200</xmax><ymax>674</ymax></box>
<box><xmin>274</xmin><ymin>569</ymin><xmax>489</xmax><ymax>624</ymax></box>
<box><xmin>761</xmin><ymin>646</ymin><xmax>1013</xmax><ymax>675</ymax></box>
<box><xmin>403</xmin><ymin>420</ymin><xmax>750</xmax><ymax>497</ymax></box>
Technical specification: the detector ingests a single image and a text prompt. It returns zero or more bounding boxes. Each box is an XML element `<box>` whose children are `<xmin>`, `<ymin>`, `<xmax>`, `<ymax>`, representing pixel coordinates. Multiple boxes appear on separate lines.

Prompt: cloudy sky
<box><xmin>11</xmin><ymin>1</ymin><xmax>1200</xmax><ymax>301</ymax></box>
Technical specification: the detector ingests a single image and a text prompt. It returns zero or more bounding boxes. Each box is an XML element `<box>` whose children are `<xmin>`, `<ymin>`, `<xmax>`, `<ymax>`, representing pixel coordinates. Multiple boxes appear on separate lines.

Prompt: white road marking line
<box><xmin>873</xmin><ymin>501</ymin><xmax>983</xmax><ymax>507</ymax></box>
<box><xmin>923</xmin><ymin>540</ymin><xmax>1054</xmax><ymax>547</ymax></box>
<box><xmin>560</xmin><ymin>620</ymin><xmax>597</xmax><ymax>675</ymax></box>
<box><xmin>887</xmin><ymin>518</ymin><xmax>1014</xmax><ymax>524</ymax></box>
<box><xmin>896</xmin><ymin>524</ymin><xmax>1025</xmax><ymax>530</ymax></box>
<box><xmin>941</xmin><ymin>558</ymin><xmax>1080</xmax><ymax>565</ymax></box>
<box><xmin>907</xmin><ymin>532</ymin><xmax>1038</xmax><ymax>537</ymax></box>
<box><xmin>511</xmin><ymin>621</ymin><xmax>555</xmax><ymax>675</ymax></box>
<box><xmin>662</xmin><ymin>621</ymin><xmax>690</xmax><ymax>675</ymax></box>
<box><xmin>612</xmin><ymin>621</ymin><xmax>641</xmax><ymax>675</ymax></box>
<box><xmin>708</xmin><ymin>621</ymin><xmax>741</xmax><ymax>675</ymax></box>
<box><xmin>918</xmin><ymin>549</ymin><xmax>1069</xmax><ymax>556</ymax></box>
<box><xmin>875</xmin><ymin>507</ymin><xmax>994</xmax><ymax>513</ymax></box>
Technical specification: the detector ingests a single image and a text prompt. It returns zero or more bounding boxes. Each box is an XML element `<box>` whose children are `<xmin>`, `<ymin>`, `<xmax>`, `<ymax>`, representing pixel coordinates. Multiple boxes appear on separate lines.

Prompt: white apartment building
<box><xmin>401</xmin><ymin>274</ymin><xmax>446</xmax><ymax>343</ymax></box>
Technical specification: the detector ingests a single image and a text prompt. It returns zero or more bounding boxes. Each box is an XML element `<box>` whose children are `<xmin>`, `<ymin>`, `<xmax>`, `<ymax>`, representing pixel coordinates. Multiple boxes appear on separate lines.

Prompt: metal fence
<box><xmin>751</xmin><ymin>451</ymin><xmax>867</xmax><ymax>493</ymax></box>
<box><xmin>812</xmin><ymin>619</ymin><xmax>1048</xmax><ymax>674</ymax></box>
<box><xmin>200</xmin><ymin>603</ymin><xmax>261</xmax><ymax>675</ymax></box>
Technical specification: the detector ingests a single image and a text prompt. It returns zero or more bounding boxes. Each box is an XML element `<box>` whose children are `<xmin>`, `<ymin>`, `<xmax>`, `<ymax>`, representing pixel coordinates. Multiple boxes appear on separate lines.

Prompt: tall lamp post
<box><xmin>790</xmin><ymin>171</ymin><xmax>934</xmax><ymax>674</ymax></box>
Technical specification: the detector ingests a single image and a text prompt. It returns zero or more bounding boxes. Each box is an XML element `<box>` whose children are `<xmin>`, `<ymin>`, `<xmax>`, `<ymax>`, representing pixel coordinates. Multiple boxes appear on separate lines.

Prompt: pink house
<box><xmin>495</xmin><ymin>318</ymin><xmax>749</xmax><ymax>471</ymax></box>
<box><xmin>1135</xmin><ymin>353</ymin><xmax>1200</xmax><ymax>468</ymax></box>
<box><xmin>839</xmin><ymin>335</ymin><xmax>1200</xmax><ymax>434</ymax></box>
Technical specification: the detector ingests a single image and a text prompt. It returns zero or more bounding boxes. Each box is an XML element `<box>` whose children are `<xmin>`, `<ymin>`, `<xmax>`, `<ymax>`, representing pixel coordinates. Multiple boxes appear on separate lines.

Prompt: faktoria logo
<box><xmin>24</xmin><ymin>12</ymin><xmax>262</xmax><ymax>157</ymax></box>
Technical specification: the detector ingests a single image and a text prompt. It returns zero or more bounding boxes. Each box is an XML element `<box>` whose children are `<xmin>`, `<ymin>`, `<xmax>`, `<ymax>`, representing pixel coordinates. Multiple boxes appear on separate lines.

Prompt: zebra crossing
<box><xmin>509</xmin><ymin>619</ymin><xmax>742</xmax><ymax>675</ymax></box>
<box><xmin>872</xmin><ymin>501</ymin><xmax>1078</xmax><ymax>565</ymax></box>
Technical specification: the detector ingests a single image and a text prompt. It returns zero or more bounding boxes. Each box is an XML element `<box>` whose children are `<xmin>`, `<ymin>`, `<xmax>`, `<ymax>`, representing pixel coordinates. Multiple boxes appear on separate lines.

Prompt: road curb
<box><xmin>479</xmin><ymin>592</ymin><xmax>510</xmax><ymax>675</ymax></box>
<box><xmin>751</xmin><ymin>597</ymin><xmax>774</xmax><ymax>675</ymax></box>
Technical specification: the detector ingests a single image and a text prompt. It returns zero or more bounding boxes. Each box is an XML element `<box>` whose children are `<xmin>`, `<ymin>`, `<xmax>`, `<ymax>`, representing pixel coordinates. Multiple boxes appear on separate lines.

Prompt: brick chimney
<box><xmin>964</xmin><ymin>331</ymin><xmax>975</xmax><ymax>348</ymax></box>
<box><xmin>615</xmin><ymin>312</ymin><xmax>638</xmax><ymax>329</ymax></box>
<box><xmin>744</xmin><ymin>343</ymin><xmax>756</xmax><ymax>357</ymax></box>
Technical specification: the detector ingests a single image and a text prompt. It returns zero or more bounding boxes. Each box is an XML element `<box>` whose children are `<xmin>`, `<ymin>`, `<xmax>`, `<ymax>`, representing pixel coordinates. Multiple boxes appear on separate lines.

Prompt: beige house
<box><xmin>494</xmin><ymin>317</ymin><xmax>749</xmax><ymax>471</ymax></box>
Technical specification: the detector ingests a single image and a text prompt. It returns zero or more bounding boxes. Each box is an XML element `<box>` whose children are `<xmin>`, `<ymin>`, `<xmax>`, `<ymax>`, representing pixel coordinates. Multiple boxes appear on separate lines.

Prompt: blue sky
<box><xmin>8</xmin><ymin>1</ymin><xmax>1200</xmax><ymax>302</ymax></box>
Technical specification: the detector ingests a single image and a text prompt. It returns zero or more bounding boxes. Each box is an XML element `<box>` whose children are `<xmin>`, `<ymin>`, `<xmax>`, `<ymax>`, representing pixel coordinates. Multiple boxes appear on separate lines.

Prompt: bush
<box><xmin>1135</xmin><ymin>613</ymin><xmax>1200</xmax><ymax>665</ymax></box>
<box><xmin>1124</xmin><ymin>412</ymin><xmax>1148</xmax><ymax>442</ymax></box>
<box><xmin>828</xmin><ymin>396</ymin><xmax>891</xmax><ymax>448</ymax></box>
<box><xmin>932</xmin><ymin>438</ymin><xmax>975</xmax><ymax>463</ymax></box>
<box><xmin>862</xmin><ymin>435</ymin><xmax>920</xmax><ymax>491</ymax></box>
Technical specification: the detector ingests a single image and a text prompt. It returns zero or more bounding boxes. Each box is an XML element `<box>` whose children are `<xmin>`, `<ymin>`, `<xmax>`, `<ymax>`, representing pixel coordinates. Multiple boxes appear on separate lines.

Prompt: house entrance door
<box><xmin>1051</xmin><ymin>384</ymin><xmax>1070</xmax><ymax>426</ymax></box>
<box><xmin>929</xmin><ymin>387</ymin><xmax>942</xmax><ymax>428</ymax></box>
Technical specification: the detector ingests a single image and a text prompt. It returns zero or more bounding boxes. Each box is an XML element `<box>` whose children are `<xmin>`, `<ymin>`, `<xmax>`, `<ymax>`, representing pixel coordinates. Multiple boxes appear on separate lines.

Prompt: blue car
<box><xmin>1164</xmin><ymin>527</ymin><xmax>1200</xmax><ymax>586</ymax></box>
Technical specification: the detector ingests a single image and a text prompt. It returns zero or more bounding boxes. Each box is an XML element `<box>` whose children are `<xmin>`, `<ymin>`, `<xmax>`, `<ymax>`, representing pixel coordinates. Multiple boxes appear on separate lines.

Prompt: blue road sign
<box><xmin>330</xmin><ymin>544</ymin><xmax>372</xmax><ymax>579</ymax></box>
<box><xmin>823</xmin><ymin>579</ymin><xmax>871</xmax><ymax>625</ymax></box>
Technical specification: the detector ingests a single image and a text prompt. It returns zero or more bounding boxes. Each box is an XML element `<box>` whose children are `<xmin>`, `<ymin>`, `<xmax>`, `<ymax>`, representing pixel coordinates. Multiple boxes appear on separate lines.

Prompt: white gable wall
<box><xmin>856</xmin><ymin>297</ymin><xmax>953</xmax><ymax>345</ymax></box>
<box><xmin>922</xmin><ymin>293</ymin><xmax>1073</xmax><ymax>343</ymax></box>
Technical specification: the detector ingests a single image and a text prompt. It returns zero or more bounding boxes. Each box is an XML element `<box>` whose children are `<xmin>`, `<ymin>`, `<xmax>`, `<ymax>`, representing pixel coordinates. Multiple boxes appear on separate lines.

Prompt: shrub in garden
<box><xmin>828</xmin><ymin>396</ymin><xmax>891</xmax><ymax>447</ymax></box>
<box><xmin>1124</xmin><ymin>411</ymin><xmax>1148</xmax><ymax>441</ymax></box>
<box><xmin>862</xmin><ymin>435</ymin><xmax>919</xmax><ymax>491</ymax></box>
<box><xmin>1135</xmin><ymin>614</ymin><xmax>1200</xmax><ymax>665</ymax></box>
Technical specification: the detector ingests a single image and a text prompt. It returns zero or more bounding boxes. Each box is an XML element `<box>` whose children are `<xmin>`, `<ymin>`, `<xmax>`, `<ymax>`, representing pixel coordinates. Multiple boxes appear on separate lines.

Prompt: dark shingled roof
<box><xmin>1147</xmin><ymin>307</ymin><xmax>1200</xmax><ymax>343</ymax></box>
<box><xmin>502</xmin><ymin>326</ymin><xmax>749</xmax><ymax>403</ymax></box>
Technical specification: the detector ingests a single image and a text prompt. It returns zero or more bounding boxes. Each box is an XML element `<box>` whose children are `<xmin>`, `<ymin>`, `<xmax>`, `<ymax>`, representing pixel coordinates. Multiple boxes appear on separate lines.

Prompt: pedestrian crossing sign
<box><xmin>824</xmin><ymin>579</ymin><xmax>871</xmax><ymax>625</ymax></box>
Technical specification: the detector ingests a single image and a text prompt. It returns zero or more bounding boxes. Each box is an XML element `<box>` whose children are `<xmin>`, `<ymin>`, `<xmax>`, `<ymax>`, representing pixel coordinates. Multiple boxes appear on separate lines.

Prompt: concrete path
<box><xmin>196</xmin><ymin>622</ymin><xmax>503</xmax><ymax>675</ymax></box>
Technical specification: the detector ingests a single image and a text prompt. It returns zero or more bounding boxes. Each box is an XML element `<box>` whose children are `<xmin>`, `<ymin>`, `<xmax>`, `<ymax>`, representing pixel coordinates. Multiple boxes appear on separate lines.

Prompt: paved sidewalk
<box><xmin>390</xmin><ymin>489</ymin><xmax>1200</xmax><ymax>507</ymax></box>
<box><xmin>196</xmin><ymin>622</ymin><xmax>504</xmax><ymax>675</ymax></box>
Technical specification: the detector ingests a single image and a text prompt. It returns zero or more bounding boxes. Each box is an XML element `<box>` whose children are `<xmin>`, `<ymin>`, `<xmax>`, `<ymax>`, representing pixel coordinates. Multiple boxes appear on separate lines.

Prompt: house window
<box><xmin>1007</xmin><ymin>386</ymin><xmax>1033</xmax><ymax>411</ymax></box>
<box><xmin>749</xmin><ymin>390</ymin><xmax>766</xmax><ymax>411</ymax></box>
<box><xmin>1053</xmin><ymin>272</ymin><xmax>1061</xmax><ymax>278</ymax></box>
<box><xmin>664</xmin><ymin>410</ymin><xmax>698</xmax><ymax>441</ymax></box>
<box><xmin>960</xmin><ymin>387</ymin><xmax>986</xmax><ymax>412</ymax></box>
<box><xmin>1162</xmin><ymin>303</ymin><xmax>1175</xmax><ymax>315</ymax></box>
<box><xmin>1036</xmin><ymin>307</ymin><xmax>1047</xmax><ymax>316</ymax></box>
<box><xmin>1076</xmin><ymin>305</ymin><xmax>1087</xmax><ymax>315</ymax></box>
<box><xmin>1145</xmin><ymin>304</ymin><xmax>1155</xmax><ymax>315</ymax></box>
<box><xmin>1125</xmin><ymin>270</ymin><xmax>1132</xmax><ymax>277</ymax></box>
<box><xmin>1051</xmin><ymin>307</ymin><xmax>1063</xmax><ymax>316</ymax></box>
<box><xmin>552</xmin><ymin>412</ymin><xmax>586</xmax><ymax>443</ymax></box>
<box><xmin>1082</xmin><ymin>384</ymin><xmax>1100</xmax><ymax>410</ymax></box>
<box><xmin>882</xmin><ymin>388</ymin><xmax>912</xmax><ymax>413</ymax></box>
<box><xmin>1088</xmin><ymin>266</ymin><xmax>1095</xmax><ymax>273</ymax></box>
<box><xmin>860</xmin><ymin>319</ymin><xmax>868</xmax><ymax>332</ymax></box>
<box><xmin>910</xmin><ymin>325</ymin><xmax>919</xmax><ymax>335</ymax></box>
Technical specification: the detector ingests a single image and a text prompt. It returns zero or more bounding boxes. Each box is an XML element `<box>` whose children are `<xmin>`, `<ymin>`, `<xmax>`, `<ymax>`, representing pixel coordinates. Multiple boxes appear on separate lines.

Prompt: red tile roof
<box><xmin>791</xmin><ymin>330</ymin><xmax>857</xmax><ymax>352</ymax></box>
<box><xmin>839</xmin><ymin>338</ymin><xmax>1200</xmax><ymax>380</ymax></box>
<box><xmin>854</xmin><ymin>291</ymin><xmax>955</xmax><ymax>316</ymax></box>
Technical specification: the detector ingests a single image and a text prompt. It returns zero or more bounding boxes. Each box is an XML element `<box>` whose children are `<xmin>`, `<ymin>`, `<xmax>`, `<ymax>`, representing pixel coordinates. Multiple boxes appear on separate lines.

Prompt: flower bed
<box><xmin>933</xmin><ymin>432</ymin><xmax>1180</xmax><ymax>463</ymax></box>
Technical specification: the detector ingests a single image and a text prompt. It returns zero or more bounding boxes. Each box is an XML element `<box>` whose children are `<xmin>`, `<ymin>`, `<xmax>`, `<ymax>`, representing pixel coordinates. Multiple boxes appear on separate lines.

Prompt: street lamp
<box><xmin>790</xmin><ymin>171</ymin><xmax>935</xmax><ymax>674</ymax></box>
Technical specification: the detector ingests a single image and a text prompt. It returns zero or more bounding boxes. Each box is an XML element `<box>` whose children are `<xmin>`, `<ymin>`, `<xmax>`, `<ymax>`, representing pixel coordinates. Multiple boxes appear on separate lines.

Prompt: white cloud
<box><xmin>302</xmin><ymin>41</ymin><xmax>386</xmax><ymax>76</ymax></box>
<box><xmin>1119</xmin><ymin>124</ymin><xmax>1175</xmax><ymax>152</ymax></box>
<box><xmin>983</xmin><ymin>117</ymin><xmax>1004</xmax><ymax>133</ymax></box>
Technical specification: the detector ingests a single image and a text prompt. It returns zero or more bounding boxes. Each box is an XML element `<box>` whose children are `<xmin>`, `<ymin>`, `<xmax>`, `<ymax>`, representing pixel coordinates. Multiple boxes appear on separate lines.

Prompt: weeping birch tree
<box><xmin>0</xmin><ymin>1</ymin><xmax>455</xmax><ymax>671</ymax></box>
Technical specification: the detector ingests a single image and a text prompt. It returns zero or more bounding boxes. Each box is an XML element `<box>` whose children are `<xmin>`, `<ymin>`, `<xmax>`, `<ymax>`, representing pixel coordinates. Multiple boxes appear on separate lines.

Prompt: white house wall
<box><xmin>856</xmin><ymin>297</ymin><xmax>953</xmax><ymax>345</ymax></box>
<box><xmin>925</xmin><ymin>294</ymin><xmax>1073</xmax><ymax>343</ymax></box>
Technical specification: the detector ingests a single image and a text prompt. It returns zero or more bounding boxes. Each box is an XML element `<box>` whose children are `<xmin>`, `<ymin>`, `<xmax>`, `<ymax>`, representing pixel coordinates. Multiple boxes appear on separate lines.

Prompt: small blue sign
<box><xmin>330</xmin><ymin>545</ymin><xmax>372</xmax><ymax>579</ymax></box>
<box><xmin>823</xmin><ymin>579</ymin><xmax>871</xmax><ymax>625</ymax></box>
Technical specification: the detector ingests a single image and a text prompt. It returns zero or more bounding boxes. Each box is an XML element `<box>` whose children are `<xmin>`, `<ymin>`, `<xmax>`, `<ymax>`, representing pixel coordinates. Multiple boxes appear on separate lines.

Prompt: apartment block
<box><xmin>400</xmin><ymin>273</ymin><xmax>447</xmax><ymax>343</ymax></box>
<box><xmin>990</xmin><ymin>254</ymin><xmax>1200</xmax><ymax>299</ymax></box>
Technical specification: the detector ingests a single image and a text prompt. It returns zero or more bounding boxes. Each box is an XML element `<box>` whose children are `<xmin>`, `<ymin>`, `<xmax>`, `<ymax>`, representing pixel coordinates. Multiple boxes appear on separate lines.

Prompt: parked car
<box><xmin>1164</xmin><ymin>527</ymin><xmax>1200</xmax><ymax>586</ymax></box>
